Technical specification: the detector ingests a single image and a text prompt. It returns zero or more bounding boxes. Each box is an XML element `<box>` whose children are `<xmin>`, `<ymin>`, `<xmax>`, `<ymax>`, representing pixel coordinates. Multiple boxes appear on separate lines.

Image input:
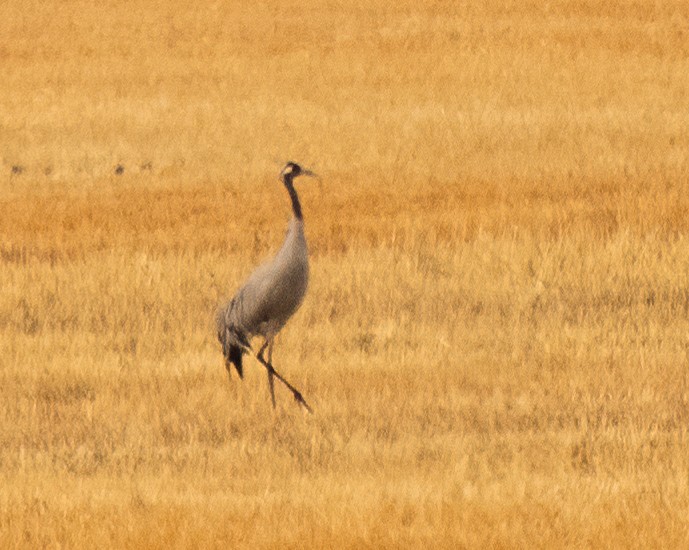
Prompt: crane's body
<box><xmin>216</xmin><ymin>162</ymin><xmax>316</xmax><ymax>412</ymax></box>
<box><xmin>216</xmin><ymin>218</ymin><xmax>308</xmax><ymax>372</ymax></box>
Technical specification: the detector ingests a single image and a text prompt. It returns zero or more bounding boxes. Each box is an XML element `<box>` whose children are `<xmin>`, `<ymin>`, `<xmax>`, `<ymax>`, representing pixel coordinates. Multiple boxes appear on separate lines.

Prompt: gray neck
<box><xmin>283</xmin><ymin>175</ymin><xmax>303</xmax><ymax>220</ymax></box>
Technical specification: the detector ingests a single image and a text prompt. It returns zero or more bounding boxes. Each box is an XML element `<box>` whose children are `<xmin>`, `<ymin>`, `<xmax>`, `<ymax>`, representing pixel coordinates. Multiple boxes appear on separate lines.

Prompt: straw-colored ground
<box><xmin>1</xmin><ymin>0</ymin><xmax>689</xmax><ymax>547</ymax></box>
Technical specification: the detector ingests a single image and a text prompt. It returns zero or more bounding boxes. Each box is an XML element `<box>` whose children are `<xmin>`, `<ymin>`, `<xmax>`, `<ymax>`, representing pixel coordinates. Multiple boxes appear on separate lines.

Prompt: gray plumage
<box><xmin>216</xmin><ymin>162</ymin><xmax>316</xmax><ymax>412</ymax></box>
<box><xmin>216</xmin><ymin>217</ymin><xmax>308</xmax><ymax>374</ymax></box>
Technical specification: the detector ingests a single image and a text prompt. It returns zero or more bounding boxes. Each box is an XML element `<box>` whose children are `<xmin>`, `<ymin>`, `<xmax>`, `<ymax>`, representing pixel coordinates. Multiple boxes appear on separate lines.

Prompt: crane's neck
<box><xmin>282</xmin><ymin>174</ymin><xmax>303</xmax><ymax>220</ymax></box>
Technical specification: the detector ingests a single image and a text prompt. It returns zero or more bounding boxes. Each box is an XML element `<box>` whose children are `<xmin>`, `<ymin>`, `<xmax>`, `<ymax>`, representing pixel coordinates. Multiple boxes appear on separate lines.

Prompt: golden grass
<box><xmin>1</xmin><ymin>0</ymin><xmax>689</xmax><ymax>547</ymax></box>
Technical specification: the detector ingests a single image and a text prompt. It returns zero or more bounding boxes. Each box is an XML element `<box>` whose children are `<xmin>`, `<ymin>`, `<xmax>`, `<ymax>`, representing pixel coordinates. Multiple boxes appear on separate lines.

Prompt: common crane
<box><xmin>216</xmin><ymin>162</ymin><xmax>317</xmax><ymax>413</ymax></box>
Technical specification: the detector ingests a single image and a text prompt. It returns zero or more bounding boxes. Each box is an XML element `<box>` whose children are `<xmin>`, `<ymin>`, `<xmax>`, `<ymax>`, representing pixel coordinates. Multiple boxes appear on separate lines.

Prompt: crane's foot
<box><xmin>254</xmin><ymin>353</ymin><xmax>314</xmax><ymax>413</ymax></box>
<box><xmin>294</xmin><ymin>392</ymin><xmax>314</xmax><ymax>414</ymax></box>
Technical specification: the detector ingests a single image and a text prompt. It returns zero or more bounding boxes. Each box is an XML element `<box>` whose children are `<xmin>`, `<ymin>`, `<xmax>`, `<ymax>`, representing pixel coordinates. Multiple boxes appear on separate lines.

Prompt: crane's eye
<box><xmin>281</xmin><ymin>162</ymin><xmax>303</xmax><ymax>178</ymax></box>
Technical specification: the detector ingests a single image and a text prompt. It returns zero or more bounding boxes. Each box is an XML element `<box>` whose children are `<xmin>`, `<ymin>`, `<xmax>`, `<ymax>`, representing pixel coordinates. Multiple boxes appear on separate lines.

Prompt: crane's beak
<box><xmin>301</xmin><ymin>168</ymin><xmax>322</xmax><ymax>191</ymax></box>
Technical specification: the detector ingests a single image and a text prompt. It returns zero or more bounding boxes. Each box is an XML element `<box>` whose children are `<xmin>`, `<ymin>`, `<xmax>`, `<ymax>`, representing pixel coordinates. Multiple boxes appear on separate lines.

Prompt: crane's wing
<box><xmin>218</xmin><ymin>259</ymin><xmax>279</xmax><ymax>340</ymax></box>
<box><xmin>229</xmin><ymin>262</ymin><xmax>279</xmax><ymax>332</ymax></box>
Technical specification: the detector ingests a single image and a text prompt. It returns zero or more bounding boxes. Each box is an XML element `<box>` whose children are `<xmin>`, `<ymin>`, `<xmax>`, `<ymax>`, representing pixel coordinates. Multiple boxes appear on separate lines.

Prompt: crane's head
<box><xmin>280</xmin><ymin>162</ymin><xmax>318</xmax><ymax>181</ymax></box>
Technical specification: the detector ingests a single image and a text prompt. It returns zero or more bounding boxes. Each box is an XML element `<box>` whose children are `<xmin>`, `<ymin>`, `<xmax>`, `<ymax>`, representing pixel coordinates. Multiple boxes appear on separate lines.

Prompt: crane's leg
<box><xmin>255</xmin><ymin>343</ymin><xmax>313</xmax><ymax>414</ymax></box>
<box><xmin>267</xmin><ymin>340</ymin><xmax>276</xmax><ymax>408</ymax></box>
<box><xmin>257</xmin><ymin>339</ymin><xmax>276</xmax><ymax>409</ymax></box>
<box><xmin>264</xmin><ymin>339</ymin><xmax>277</xmax><ymax>409</ymax></box>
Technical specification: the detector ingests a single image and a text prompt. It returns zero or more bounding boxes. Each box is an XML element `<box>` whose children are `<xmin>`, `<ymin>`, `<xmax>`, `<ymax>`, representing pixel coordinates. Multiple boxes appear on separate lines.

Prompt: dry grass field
<box><xmin>1</xmin><ymin>0</ymin><xmax>689</xmax><ymax>547</ymax></box>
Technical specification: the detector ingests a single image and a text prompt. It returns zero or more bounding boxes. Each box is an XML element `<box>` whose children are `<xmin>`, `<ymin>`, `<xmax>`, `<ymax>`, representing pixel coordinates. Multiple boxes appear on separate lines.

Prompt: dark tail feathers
<box><xmin>218</xmin><ymin>324</ymin><xmax>247</xmax><ymax>379</ymax></box>
<box><xmin>229</xmin><ymin>344</ymin><xmax>244</xmax><ymax>378</ymax></box>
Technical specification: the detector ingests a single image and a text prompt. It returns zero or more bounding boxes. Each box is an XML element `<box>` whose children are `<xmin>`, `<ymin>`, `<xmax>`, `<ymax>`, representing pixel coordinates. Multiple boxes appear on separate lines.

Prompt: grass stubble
<box><xmin>1</xmin><ymin>0</ymin><xmax>689</xmax><ymax>547</ymax></box>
